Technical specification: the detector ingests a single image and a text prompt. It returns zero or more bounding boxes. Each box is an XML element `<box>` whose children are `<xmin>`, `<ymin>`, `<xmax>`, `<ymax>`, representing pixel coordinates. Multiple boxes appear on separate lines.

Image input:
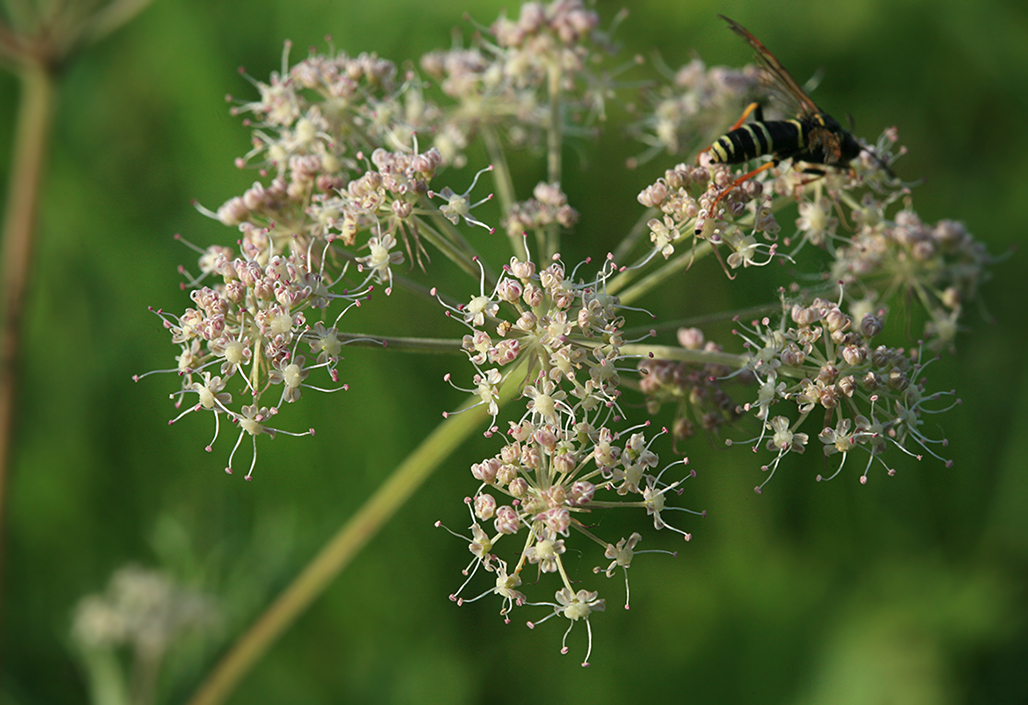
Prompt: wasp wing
<box><xmin>718</xmin><ymin>15</ymin><xmax>821</xmax><ymax>120</ymax></box>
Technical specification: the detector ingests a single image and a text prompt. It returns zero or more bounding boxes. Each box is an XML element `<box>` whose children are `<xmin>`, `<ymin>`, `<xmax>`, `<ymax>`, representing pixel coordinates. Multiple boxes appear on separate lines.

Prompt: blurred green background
<box><xmin>1</xmin><ymin>0</ymin><xmax>1025</xmax><ymax>703</ymax></box>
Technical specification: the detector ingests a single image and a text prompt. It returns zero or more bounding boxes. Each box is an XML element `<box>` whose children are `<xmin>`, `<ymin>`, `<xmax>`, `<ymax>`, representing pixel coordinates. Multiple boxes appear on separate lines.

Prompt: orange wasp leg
<box><xmin>728</xmin><ymin>102</ymin><xmax>763</xmax><ymax>132</ymax></box>
<box><xmin>700</xmin><ymin>159</ymin><xmax>779</xmax><ymax>233</ymax></box>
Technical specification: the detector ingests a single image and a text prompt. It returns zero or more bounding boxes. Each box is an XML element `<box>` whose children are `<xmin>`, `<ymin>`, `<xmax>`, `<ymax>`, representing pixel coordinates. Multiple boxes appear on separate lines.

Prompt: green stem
<box><xmin>336</xmin><ymin>333</ymin><xmax>464</xmax><ymax>354</ymax></box>
<box><xmin>184</xmin><ymin>380</ymin><xmax>518</xmax><ymax>705</ymax></box>
<box><xmin>480</xmin><ymin>127</ymin><xmax>524</xmax><ymax>261</ymax></box>
<box><xmin>544</xmin><ymin>62</ymin><xmax>562</xmax><ymax>260</ymax></box>
<box><xmin>481</xmin><ymin>127</ymin><xmax>515</xmax><ymax>211</ymax></box>
<box><xmin>0</xmin><ymin>56</ymin><xmax>56</xmax><ymax>607</ymax></box>
<box><xmin>619</xmin><ymin>343</ymin><xmax>749</xmax><ymax>369</ymax></box>
<box><xmin>412</xmin><ymin>213</ymin><xmax>482</xmax><ymax>281</ymax></box>
<box><xmin>612</xmin><ymin>240</ymin><xmax>714</xmax><ymax>305</ymax></box>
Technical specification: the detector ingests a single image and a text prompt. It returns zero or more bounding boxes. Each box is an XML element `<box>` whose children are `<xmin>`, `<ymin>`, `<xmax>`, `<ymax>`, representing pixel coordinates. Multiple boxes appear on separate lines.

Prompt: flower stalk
<box><xmin>186</xmin><ymin>383</ymin><xmax>514</xmax><ymax>705</ymax></box>
<box><xmin>0</xmin><ymin>60</ymin><xmax>56</xmax><ymax>567</ymax></box>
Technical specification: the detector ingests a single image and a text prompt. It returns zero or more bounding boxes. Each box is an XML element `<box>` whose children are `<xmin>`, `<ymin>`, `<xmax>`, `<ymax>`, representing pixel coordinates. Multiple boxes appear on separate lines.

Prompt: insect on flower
<box><xmin>700</xmin><ymin>15</ymin><xmax>890</xmax><ymax>222</ymax></box>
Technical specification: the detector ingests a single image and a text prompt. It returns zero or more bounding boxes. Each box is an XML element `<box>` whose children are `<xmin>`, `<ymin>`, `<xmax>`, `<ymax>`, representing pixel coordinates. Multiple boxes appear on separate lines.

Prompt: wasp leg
<box><xmin>728</xmin><ymin>102</ymin><xmax>764</xmax><ymax>131</ymax></box>
<box><xmin>700</xmin><ymin>159</ymin><xmax>779</xmax><ymax>233</ymax></box>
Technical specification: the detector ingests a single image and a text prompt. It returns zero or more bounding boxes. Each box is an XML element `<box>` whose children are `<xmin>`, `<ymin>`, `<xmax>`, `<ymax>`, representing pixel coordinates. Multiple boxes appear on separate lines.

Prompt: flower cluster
<box><xmin>502</xmin><ymin>181</ymin><xmax>580</xmax><ymax>239</ymax></box>
<box><xmin>439</xmin><ymin>247</ymin><xmax>697</xmax><ymax>665</ymax></box>
<box><xmin>72</xmin><ymin>565</ymin><xmax>218</xmax><ymax>654</ymax></box>
<box><xmin>832</xmin><ymin>209</ymin><xmax>990</xmax><ymax>350</ymax></box>
<box><xmin>730</xmin><ymin>296</ymin><xmax>957</xmax><ymax>491</ymax></box>
<box><xmin>421</xmin><ymin>0</ymin><xmax>610</xmax><ymax>159</ymax></box>
<box><xmin>140</xmin><ymin>2</ymin><xmax>627</xmax><ymax>480</ymax></box>
<box><xmin>137</xmin><ymin>0</ymin><xmax>992</xmax><ymax>668</ymax></box>
<box><xmin>139</xmin><ymin>240</ymin><xmax>362</xmax><ymax>479</ymax></box>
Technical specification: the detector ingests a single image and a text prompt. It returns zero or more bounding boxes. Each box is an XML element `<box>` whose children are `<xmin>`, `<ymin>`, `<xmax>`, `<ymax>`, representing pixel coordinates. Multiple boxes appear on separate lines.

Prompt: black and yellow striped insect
<box><xmin>701</xmin><ymin>15</ymin><xmax>875</xmax><ymax>219</ymax></box>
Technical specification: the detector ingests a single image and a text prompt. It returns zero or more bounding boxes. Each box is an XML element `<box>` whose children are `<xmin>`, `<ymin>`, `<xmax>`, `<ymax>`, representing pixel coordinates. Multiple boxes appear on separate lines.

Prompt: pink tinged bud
<box><xmin>533</xmin><ymin>426</ymin><xmax>557</xmax><ymax>450</ymax></box>
<box><xmin>887</xmin><ymin>370</ymin><xmax>909</xmax><ymax>391</ymax></box>
<box><xmin>545</xmin><ymin>485</ymin><xmax>568</xmax><ymax>507</ymax></box>
<box><xmin>824</xmin><ymin>307</ymin><xmax>851</xmax><ymax>333</ymax></box>
<box><xmin>838</xmin><ymin>375</ymin><xmax>857</xmax><ymax>397</ymax></box>
<box><xmin>818</xmin><ymin>364</ymin><xmax>839</xmax><ymax>385</ymax></box>
<box><xmin>510</xmin><ymin>259</ymin><xmax>535</xmax><ymax>280</ymax></box>
<box><xmin>255</xmin><ymin>280</ymin><xmax>276</xmax><ymax>301</ymax></box>
<box><xmin>474</xmin><ymin>493</ymin><xmax>497</xmax><ymax>520</ymax></box>
<box><xmin>494</xmin><ymin>506</ymin><xmax>520</xmax><ymax>534</ymax></box>
<box><xmin>412</xmin><ymin>148</ymin><xmax>441</xmax><ymax>174</ymax></box>
<box><xmin>860</xmin><ymin>314</ymin><xmax>884</xmax><ymax>338</ymax></box>
<box><xmin>496</xmin><ymin>463</ymin><xmax>518</xmax><ymax>485</ymax></box>
<box><xmin>490</xmin><ymin>339</ymin><xmax>520</xmax><ymax>365</ymax></box>
<box><xmin>521</xmin><ymin>446</ymin><xmax>541</xmax><ymax>470</ymax></box>
<box><xmin>677</xmin><ymin>327</ymin><xmax>705</xmax><ymax>349</ymax></box>
<box><xmin>569</xmin><ymin>481</ymin><xmax>595</xmax><ymax>505</ymax></box>
<box><xmin>497</xmin><ymin>278</ymin><xmax>523</xmax><ymax>302</ymax></box>
<box><xmin>515</xmin><ymin>311</ymin><xmax>536</xmax><ymax>332</ymax></box>
<box><xmin>819</xmin><ymin>386</ymin><xmax>840</xmax><ymax>409</ymax></box>
<box><xmin>523</xmin><ymin>284</ymin><xmax>544</xmax><ymax>308</ymax></box>
<box><xmin>842</xmin><ymin>344</ymin><xmax>867</xmax><ymax>366</ymax></box>
<box><xmin>217</xmin><ymin>197</ymin><xmax>250</xmax><ymax>225</ymax></box>
<box><xmin>553</xmin><ymin>451</ymin><xmax>577</xmax><ymax>475</ymax></box>
<box><xmin>863</xmin><ymin>371</ymin><xmax>882</xmax><ymax>390</ymax></box>
<box><xmin>871</xmin><ymin>345</ymin><xmax>892</xmax><ymax>368</ymax></box>
<box><xmin>508</xmin><ymin>477</ymin><xmax>528</xmax><ymax>497</ymax></box>
<box><xmin>471</xmin><ymin>459</ymin><xmax>498</xmax><ymax>483</ymax></box>
<box><xmin>500</xmin><ymin>442</ymin><xmax>520</xmax><ymax>465</ymax></box>
<box><xmin>637</xmin><ymin>182</ymin><xmax>667</xmax><ymax>208</ymax></box>
<box><xmin>781</xmin><ymin>343</ymin><xmax>805</xmax><ymax>367</ymax></box>
<box><xmin>224</xmin><ymin>281</ymin><xmax>247</xmax><ymax>305</ymax></box>
<box><xmin>553</xmin><ymin>289</ymin><xmax>574</xmax><ymax>310</ymax></box>
<box><xmin>791</xmin><ymin>304</ymin><xmax>810</xmax><ymax>325</ymax></box>
<box><xmin>539</xmin><ymin>264</ymin><xmax>565</xmax><ymax>289</ymax></box>
<box><xmin>541</xmin><ymin>507</ymin><xmax>571</xmax><ymax>535</ymax></box>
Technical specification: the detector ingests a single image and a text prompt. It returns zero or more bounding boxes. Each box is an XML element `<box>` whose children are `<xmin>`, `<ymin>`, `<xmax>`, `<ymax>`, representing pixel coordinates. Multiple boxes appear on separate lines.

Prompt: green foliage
<box><xmin>2</xmin><ymin>0</ymin><xmax>1025</xmax><ymax>703</ymax></box>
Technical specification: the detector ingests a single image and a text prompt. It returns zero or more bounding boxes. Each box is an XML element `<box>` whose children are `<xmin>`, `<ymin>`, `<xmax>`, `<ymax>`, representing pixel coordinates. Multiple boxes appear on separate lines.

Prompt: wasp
<box><xmin>701</xmin><ymin>15</ymin><xmax>883</xmax><ymax>225</ymax></box>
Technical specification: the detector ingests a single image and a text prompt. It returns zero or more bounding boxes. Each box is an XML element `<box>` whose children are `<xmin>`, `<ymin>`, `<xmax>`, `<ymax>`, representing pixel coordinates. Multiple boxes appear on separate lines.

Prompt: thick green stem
<box><xmin>0</xmin><ymin>56</ymin><xmax>56</xmax><ymax>609</ymax></box>
<box><xmin>184</xmin><ymin>379</ymin><xmax>518</xmax><ymax>705</ymax></box>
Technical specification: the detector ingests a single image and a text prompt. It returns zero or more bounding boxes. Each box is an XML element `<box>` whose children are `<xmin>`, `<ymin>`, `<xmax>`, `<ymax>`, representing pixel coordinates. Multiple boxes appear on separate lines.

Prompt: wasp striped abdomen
<box><xmin>709</xmin><ymin>118</ymin><xmax>806</xmax><ymax>165</ymax></box>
